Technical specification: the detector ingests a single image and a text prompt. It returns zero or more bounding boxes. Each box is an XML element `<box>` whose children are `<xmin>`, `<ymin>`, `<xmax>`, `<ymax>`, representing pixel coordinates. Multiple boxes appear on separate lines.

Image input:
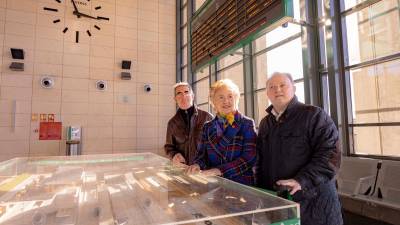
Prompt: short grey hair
<box><xmin>266</xmin><ymin>72</ymin><xmax>295</xmax><ymax>87</ymax></box>
<box><xmin>173</xmin><ymin>82</ymin><xmax>193</xmax><ymax>96</ymax></box>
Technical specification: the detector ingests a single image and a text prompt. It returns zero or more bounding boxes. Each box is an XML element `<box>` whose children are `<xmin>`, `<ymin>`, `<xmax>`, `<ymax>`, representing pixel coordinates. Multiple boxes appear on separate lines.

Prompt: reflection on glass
<box><xmin>219</xmin><ymin>63</ymin><xmax>244</xmax><ymax>92</ymax></box>
<box><xmin>0</xmin><ymin>153</ymin><xmax>299</xmax><ymax>224</ymax></box>
<box><xmin>266</xmin><ymin>38</ymin><xmax>304</xmax><ymax>80</ymax></box>
<box><xmin>343</xmin><ymin>0</ymin><xmax>400</xmax><ymax>66</ymax></box>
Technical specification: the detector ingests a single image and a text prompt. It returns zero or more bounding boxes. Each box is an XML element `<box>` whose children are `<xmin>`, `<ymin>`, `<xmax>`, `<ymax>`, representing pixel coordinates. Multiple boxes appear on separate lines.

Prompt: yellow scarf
<box><xmin>219</xmin><ymin>112</ymin><xmax>235</xmax><ymax>128</ymax></box>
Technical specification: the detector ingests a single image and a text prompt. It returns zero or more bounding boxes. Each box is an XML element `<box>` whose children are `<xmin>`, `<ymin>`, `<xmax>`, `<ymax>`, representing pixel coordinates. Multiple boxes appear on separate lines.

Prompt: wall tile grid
<box><xmin>0</xmin><ymin>0</ymin><xmax>176</xmax><ymax>161</ymax></box>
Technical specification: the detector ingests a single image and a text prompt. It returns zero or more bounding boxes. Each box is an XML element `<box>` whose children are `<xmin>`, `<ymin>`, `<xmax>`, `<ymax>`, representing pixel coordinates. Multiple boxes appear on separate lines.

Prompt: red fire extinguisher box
<box><xmin>39</xmin><ymin>122</ymin><xmax>62</xmax><ymax>140</ymax></box>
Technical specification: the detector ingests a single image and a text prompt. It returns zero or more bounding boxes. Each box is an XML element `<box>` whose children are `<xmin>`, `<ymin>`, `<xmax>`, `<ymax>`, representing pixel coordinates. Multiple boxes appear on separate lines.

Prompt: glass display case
<box><xmin>0</xmin><ymin>153</ymin><xmax>299</xmax><ymax>225</ymax></box>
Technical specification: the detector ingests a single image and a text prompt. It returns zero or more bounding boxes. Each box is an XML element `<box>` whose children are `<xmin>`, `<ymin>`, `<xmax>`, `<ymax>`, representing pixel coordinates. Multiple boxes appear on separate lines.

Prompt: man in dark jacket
<box><xmin>164</xmin><ymin>82</ymin><xmax>213</xmax><ymax>165</ymax></box>
<box><xmin>256</xmin><ymin>72</ymin><xmax>343</xmax><ymax>225</ymax></box>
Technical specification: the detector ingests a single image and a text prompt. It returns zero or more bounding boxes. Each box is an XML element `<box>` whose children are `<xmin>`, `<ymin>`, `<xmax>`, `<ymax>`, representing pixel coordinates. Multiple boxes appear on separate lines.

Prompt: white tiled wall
<box><xmin>0</xmin><ymin>0</ymin><xmax>176</xmax><ymax>161</ymax></box>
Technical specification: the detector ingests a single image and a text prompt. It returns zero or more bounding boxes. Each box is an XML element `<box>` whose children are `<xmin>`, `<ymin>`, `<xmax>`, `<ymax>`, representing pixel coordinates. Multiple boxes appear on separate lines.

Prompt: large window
<box><xmin>341</xmin><ymin>0</ymin><xmax>400</xmax><ymax>157</ymax></box>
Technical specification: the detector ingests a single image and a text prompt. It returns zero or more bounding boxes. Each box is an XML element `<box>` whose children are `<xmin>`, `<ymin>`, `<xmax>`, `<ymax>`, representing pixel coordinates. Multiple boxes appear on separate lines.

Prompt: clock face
<box><xmin>43</xmin><ymin>0</ymin><xmax>110</xmax><ymax>43</ymax></box>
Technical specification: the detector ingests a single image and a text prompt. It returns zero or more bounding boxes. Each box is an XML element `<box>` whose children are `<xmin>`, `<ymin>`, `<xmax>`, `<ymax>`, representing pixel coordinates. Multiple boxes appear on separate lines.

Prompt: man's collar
<box><xmin>266</xmin><ymin>96</ymin><xmax>299</xmax><ymax>120</ymax></box>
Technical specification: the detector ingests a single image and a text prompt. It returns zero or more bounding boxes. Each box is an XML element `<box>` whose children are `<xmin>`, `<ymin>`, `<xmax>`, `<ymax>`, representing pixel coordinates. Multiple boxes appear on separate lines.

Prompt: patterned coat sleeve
<box><xmin>192</xmin><ymin>123</ymin><xmax>209</xmax><ymax>168</ymax></box>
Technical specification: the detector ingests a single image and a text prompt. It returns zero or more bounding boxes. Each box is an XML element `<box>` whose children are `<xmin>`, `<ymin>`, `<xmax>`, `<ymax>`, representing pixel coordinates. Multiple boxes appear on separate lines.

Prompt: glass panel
<box><xmin>254</xmin><ymin>90</ymin><xmax>269</xmax><ymax>127</ymax></box>
<box><xmin>218</xmin><ymin>62</ymin><xmax>244</xmax><ymax>93</ymax></box>
<box><xmin>182</xmin><ymin>25</ymin><xmax>187</xmax><ymax>46</ymax></box>
<box><xmin>181</xmin><ymin>66</ymin><xmax>187</xmax><ymax>82</ymax></box>
<box><xmin>198</xmin><ymin>103</ymin><xmax>210</xmax><ymax>113</ymax></box>
<box><xmin>349</xmin><ymin>59</ymin><xmax>400</xmax><ymax>124</ymax></box>
<box><xmin>181</xmin><ymin>6</ymin><xmax>187</xmax><ymax>25</ymax></box>
<box><xmin>182</xmin><ymin>45</ymin><xmax>187</xmax><ymax>66</ymax></box>
<box><xmin>254</xmin><ymin>53</ymin><xmax>267</xmax><ymax>90</ymax></box>
<box><xmin>265</xmin><ymin>23</ymin><xmax>301</xmax><ymax>49</ymax></box>
<box><xmin>253</xmin><ymin>35</ymin><xmax>267</xmax><ymax>53</ymax></box>
<box><xmin>182</xmin><ymin>0</ymin><xmax>187</xmax><ymax>6</ymax></box>
<box><xmin>239</xmin><ymin>95</ymin><xmax>245</xmax><ymax>115</ymax></box>
<box><xmin>353</xmin><ymin>126</ymin><xmax>382</xmax><ymax>155</ymax></box>
<box><xmin>217</xmin><ymin>48</ymin><xmax>243</xmax><ymax>70</ymax></box>
<box><xmin>342</xmin><ymin>0</ymin><xmax>373</xmax><ymax>11</ymax></box>
<box><xmin>266</xmin><ymin>38</ymin><xmax>303</xmax><ymax>80</ymax></box>
<box><xmin>194</xmin><ymin>66</ymin><xmax>209</xmax><ymax>81</ymax></box>
<box><xmin>194</xmin><ymin>78</ymin><xmax>209</xmax><ymax>104</ymax></box>
<box><xmin>294</xmin><ymin>81</ymin><xmax>305</xmax><ymax>103</ymax></box>
<box><xmin>343</xmin><ymin>0</ymin><xmax>400</xmax><ymax>66</ymax></box>
<box><xmin>195</xmin><ymin>0</ymin><xmax>207</xmax><ymax>11</ymax></box>
<box><xmin>0</xmin><ymin>153</ymin><xmax>300</xmax><ymax>224</ymax></box>
<box><xmin>381</xmin><ymin>126</ymin><xmax>400</xmax><ymax>157</ymax></box>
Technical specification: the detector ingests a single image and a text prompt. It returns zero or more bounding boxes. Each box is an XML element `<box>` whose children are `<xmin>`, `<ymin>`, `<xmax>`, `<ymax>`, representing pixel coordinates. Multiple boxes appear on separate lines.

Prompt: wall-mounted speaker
<box><xmin>9</xmin><ymin>62</ymin><xmax>24</xmax><ymax>71</ymax></box>
<box><xmin>11</xmin><ymin>48</ymin><xmax>24</xmax><ymax>59</ymax></box>
<box><xmin>122</xmin><ymin>60</ymin><xmax>131</xmax><ymax>69</ymax></box>
<box><xmin>121</xmin><ymin>72</ymin><xmax>131</xmax><ymax>80</ymax></box>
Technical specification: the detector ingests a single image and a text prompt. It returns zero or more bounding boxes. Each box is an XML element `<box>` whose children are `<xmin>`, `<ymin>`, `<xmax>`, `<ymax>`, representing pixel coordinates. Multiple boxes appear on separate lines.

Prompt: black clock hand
<box><xmin>73</xmin><ymin>11</ymin><xmax>97</xmax><ymax>19</ymax></box>
<box><xmin>71</xmin><ymin>0</ymin><xmax>80</xmax><ymax>18</ymax></box>
<box><xmin>71</xmin><ymin>0</ymin><xmax>79</xmax><ymax>13</ymax></box>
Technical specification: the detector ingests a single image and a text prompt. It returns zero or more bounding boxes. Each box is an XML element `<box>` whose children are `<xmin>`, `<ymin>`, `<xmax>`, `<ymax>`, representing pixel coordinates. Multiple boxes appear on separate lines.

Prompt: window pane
<box><xmin>254</xmin><ymin>91</ymin><xmax>269</xmax><ymax>127</ymax></box>
<box><xmin>194</xmin><ymin>66</ymin><xmax>209</xmax><ymax>81</ymax></box>
<box><xmin>349</xmin><ymin>59</ymin><xmax>400</xmax><ymax>157</ymax></box>
<box><xmin>343</xmin><ymin>0</ymin><xmax>400</xmax><ymax>66</ymax></box>
<box><xmin>181</xmin><ymin>7</ymin><xmax>187</xmax><ymax>25</ymax></box>
<box><xmin>352</xmin><ymin>126</ymin><xmax>400</xmax><ymax>157</ymax></box>
<box><xmin>219</xmin><ymin>63</ymin><xmax>244</xmax><ymax>93</ymax></box>
<box><xmin>182</xmin><ymin>25</ymin><xmax>187</xmax><ymax>45</ymax></box>
<box><xmin>181</xmin><ymin>66</ymin><xmax>187</xmax><ymax>82</ymax></box>
<box><xmin>198</xmin><ymin>103</ymin><xmax>210</xmax><ymax>113</ymax></box>
<box><xmin>239</xmin><ymin>95</ymin><xmax>245</xmax><ymax>115</ymax></box>
<box><xmin>266</xmin><ymin>38</ymin><xmax>303</xmax><ymax>80</ymax></box>
<box><xmin>254</xmin><ymin>54</ymin><xmax>267</xmax><ymax>90</ymax></box>
<box><xmin>265</xmin><ymin>23</ymin><xmax>301</xmax><ymax>48</ymax></box>
<box><xmin>217</xmin><ymin>48</ymin><xmax>243</xmax><ymax>70</ymax></box>
<box><xmin>353</xmin><ymin>126</ymin><xmax>382</xmax><ymax>155</ymax></box>
<box><xmin>294</xmin><ymin>81</ymin><xmax>305</xmax><ymax>103</ymax></box>
<box><xmin>194</xmin><ymin>78</ymin><xmax>209</xmax><ymax>104</ymax></box>
<box><xmin>195</xmin><ymin>0</ymin><xmax>207</xmax><ymax>11</ymax></box>
<box><xmin>182</xmin><ymin>45</ymin><xmax>187</xmax><ymax>66</ymax></box>
<box><xmin>350</xmin><ymin>59</ymin><xmax>400</xmax><ymax>124</ymax></box>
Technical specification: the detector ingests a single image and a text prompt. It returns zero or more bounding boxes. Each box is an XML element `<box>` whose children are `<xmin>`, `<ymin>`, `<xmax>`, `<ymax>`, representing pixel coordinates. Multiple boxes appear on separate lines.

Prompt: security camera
<box><xmin>40</xmin><ymin>77</ymin><xmax>54</xmax><ymax>89</ymax></box>
<box><xmin>144</xmin><ymin>84</ymin><xmax>152</xmax><ymax>92</ymax></box>
<box><xmin>96</xmin><ymin>80</ymin><xmax>107</xmax><ymax>91</ymax></box>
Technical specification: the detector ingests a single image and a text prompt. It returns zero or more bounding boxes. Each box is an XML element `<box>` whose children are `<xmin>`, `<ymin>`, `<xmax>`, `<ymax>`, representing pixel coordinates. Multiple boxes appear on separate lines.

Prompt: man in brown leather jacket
<box><xmin>164</xmin><ymin>82</ymin><xmax>213</xmax><ymax>165</ymax></box>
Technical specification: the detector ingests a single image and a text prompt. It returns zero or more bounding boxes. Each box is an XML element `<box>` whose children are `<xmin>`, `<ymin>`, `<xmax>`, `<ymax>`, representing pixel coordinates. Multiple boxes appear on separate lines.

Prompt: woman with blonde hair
<box><xmin>187</xmin><ymin>79</ymin><xmax>257</xmax><ymax>185</ymax></box>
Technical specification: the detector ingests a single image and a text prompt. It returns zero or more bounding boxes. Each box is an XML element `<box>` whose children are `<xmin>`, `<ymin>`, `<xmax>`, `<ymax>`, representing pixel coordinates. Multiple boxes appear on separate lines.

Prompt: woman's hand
<box><xmin>186</xmin><ymin>164</ymin><xmax>201</xmax><ymax>174</ymax></box>
<box><xmin>172</xmin><ymin>153</ymin><xmax>186</xmax><ymax>165</ymax></box>
<box><xmin>201</xmin><ymin>168</ymin><xmax>222</xmax><ymax>176</ymax></box>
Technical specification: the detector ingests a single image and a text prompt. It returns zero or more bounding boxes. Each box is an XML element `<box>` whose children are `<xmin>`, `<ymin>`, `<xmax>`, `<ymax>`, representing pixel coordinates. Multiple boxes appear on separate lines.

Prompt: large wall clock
<box><xmin>43</xmin><ymin>0</ymin><xmax>110</xmax><ymax>43</ymax></box>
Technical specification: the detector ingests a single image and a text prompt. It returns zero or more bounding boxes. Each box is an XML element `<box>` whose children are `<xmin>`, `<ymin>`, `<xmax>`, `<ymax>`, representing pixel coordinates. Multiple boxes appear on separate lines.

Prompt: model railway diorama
<box><xmin>0</xmin><ymin>153</ymin><xmax>299</xmax><ymax>225</ymax></box>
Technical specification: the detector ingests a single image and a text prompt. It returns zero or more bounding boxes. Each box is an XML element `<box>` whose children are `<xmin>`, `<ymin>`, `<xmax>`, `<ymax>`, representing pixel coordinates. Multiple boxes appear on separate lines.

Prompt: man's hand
<box><xmin>276</xmin><ymin>179</ymin><xmax>302</xmax><ymax>195</ymax></box>
<box><xmin>186</xmin><ymin>164</ymin><xmax>200</xmax><ymax>174</ymax></box>
<box><xmin>172</xmin><ymin>153</ymin><xmax>186</xmax><ymax>165</ymax></box>
<box><xmin>201</xmin><ymin>168</ymin><xmax>222</xmax><ymax>176</ymax></box>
